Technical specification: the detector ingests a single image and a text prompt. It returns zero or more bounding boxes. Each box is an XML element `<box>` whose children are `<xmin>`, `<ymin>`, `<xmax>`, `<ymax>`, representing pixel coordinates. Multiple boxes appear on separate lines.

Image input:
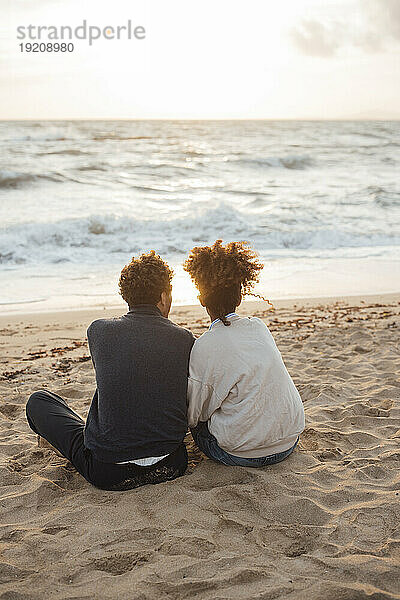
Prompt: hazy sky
<box><xmin>1</xmin><ymin>0</ymin><xmax>400</xmax><ymax>119</ymax></box>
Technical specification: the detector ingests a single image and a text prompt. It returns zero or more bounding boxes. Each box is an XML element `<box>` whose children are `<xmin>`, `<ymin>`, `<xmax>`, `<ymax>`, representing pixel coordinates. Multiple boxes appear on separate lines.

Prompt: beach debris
<box><xmin>50</xmin><ymin>340</ymin><xmax>87</xmax><ymax>356</ymax></box>
<box><xmin>0</xmin><ymin>366</ymin><xmax>38</xmax><ymax>381</ymax></box>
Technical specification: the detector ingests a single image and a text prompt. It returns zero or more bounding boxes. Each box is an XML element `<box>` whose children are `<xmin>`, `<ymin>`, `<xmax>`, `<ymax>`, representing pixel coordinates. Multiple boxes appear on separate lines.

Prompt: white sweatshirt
<box><xmin>187</xmin><ymin>314</ymin><xmax>305</xmax><ymax>458</ymax></box>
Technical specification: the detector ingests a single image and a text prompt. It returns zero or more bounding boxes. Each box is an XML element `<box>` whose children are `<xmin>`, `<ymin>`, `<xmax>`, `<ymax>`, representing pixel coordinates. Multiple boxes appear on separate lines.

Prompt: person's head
<box><xmin>119</xmin><ymin>250</ymin><xmax>173</xmax><ymax>317</ymax></box>
<box><xmin>183</xmin><ymin>239</ymin><xmax>264</xmax><ymax>325</ymax></box>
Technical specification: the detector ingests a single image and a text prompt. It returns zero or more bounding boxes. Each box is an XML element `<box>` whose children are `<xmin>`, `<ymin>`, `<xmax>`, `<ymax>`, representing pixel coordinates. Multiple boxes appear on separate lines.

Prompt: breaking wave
<box><xmin>1</xmin><ymin>206</ymin><xmax>399</xmax><ymax>266</ymax></box>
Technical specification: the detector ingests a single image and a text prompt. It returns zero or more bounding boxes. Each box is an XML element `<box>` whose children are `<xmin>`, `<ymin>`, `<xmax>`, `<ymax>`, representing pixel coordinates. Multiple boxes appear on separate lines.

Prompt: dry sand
<box><xmin>0</xmin><ymin>295</ymin><xmax>399</xmax><ymax>600</ymax></box>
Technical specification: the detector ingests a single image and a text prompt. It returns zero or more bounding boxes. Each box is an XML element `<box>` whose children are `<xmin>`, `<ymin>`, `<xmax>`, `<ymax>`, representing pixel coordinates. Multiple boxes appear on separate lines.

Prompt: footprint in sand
<box><xmin>317</xmin><ymin>448</ymin><xmax>343</xmax><ymax>461</ymax></box>
<box><xmin>0</xmin><ymin>562</ymin><xmax>33</xmax><ymax>584</ymax></box>
<box><xmin>189</xmin><ymin>463</ymin><xmax>257</xmax><ymax>491</ymax></box>
<box><xmin>89</xmin><ymin>551</ymin><xmax>151</xmax><ymax>575</ymax></box>
<box><xmin>0</xmin><ymin>403</ymin><xmax>21</xmax><ymax>420</ymax></box>
<box><xmin>160</xmin><ymin>536</ymin><xmax>216</xmax><ymax>558</ymax></box>
<box><xmin>0</xmin><ymin>592</ymin><xmax>34</xmax><ymax>600</ymax></box>
<box><xmin>298</xmin><ymin>427</ymin><xmax>320</xmax><ymax>451</ymax></box>
<box><xmin>254</xmin><ymin>524</ymin><xmax>318</xmax><ymax>558</ymax></box>
<box><xmin>353</xmin><ymin>345</ymin><xmax>372</xmax><ymax>354</ymax></box>
<box><xmin>213</xmin><ymin>488</ymin><xmax>256</xmax><ymax>512</ymax></box>
<box><xmin>41</xmin><ymin>526</ymin><xmax>69</xmax><ymax>536</ymax></box>
<box><xmin>217</xmin><ymin>515</ymin><xmax>254</xmax><ymax>536</ymax></box>
<box><xmin>0</xmin><ymin>529</ymin><xmax>27</xmax><ymax>543</ymax></box>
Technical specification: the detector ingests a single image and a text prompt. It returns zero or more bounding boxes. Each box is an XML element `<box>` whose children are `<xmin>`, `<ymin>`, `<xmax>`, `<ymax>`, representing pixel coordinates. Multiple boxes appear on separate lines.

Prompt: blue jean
<box><xmin>191</xmin><ymin>421</ymin><xmax>299</xmax><ymax>467</ymax></box>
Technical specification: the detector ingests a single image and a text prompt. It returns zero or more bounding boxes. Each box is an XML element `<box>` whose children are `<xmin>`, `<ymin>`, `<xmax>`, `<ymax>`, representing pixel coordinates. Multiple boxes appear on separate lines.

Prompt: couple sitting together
<box><xmin>26</xmin><ymin>240</ymin><xmax>305</xmax><ymax>491</ymax></box>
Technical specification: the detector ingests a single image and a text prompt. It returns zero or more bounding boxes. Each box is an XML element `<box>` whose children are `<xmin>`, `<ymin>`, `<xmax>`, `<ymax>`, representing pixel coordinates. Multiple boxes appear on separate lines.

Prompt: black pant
<box><xmin>26</xmin><ymin>390</ymin><xmax>188</xmax><ymax>491</ymax></box>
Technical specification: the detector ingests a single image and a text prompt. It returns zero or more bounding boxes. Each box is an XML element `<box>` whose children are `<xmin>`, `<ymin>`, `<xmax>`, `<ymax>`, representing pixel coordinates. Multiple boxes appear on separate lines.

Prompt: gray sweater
<box><xmin>84</xmin><ymin>305</ymin><xmax>195</xmax><ymax>463</ymax></box>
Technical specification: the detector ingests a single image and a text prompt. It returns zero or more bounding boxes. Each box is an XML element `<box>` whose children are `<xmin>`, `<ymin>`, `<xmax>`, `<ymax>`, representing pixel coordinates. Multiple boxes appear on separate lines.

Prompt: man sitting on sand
<box><xmin>26</xmin><ymin>251</ymin><xmax>195</xmax><ymax>490</ymax></box>
<box><xmin>184</xmin><ymin>240</ymin><xmax>305</xmax><ymax>467</ymax></box>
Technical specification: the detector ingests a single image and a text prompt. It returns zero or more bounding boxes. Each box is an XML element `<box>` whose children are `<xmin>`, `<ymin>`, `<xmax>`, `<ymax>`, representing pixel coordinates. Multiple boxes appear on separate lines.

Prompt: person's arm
<box><xmin>187</xmin><ymin>376</ymin><xmax>223</xmax><ymax>427</ymax></box>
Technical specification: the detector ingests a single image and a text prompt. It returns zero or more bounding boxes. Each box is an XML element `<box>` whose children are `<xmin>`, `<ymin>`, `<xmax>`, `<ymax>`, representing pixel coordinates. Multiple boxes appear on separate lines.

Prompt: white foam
<box><xmin>0</xmin><ymin>119</ymin><xmax>399</xmax><ymax>310</ymax></box>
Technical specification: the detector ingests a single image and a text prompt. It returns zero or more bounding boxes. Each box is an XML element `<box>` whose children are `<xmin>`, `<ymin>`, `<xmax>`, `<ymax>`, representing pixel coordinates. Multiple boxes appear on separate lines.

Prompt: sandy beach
<box><xmin>0</xmin><ymin>294</ymin><xmax>399</xmax><ymax>600</ymax></box>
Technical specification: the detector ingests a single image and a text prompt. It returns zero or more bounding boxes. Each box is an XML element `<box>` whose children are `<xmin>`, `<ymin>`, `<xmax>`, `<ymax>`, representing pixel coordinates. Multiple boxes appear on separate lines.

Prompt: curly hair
<box><xmin>183</xmin><ymin>240</ymin><xmax>265</xmax><ymax>326</ymax></box>
<box><xmin>119</xmin><ymin>250</ymin><xmax>173</xmax><ymax>307</ymax></box>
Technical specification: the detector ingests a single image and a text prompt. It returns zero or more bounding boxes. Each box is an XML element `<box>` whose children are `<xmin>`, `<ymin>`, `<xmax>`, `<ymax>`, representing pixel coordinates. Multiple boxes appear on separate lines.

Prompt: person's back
<box><xmin>85</xmin><ymin>307</ymin><xmax>194</xmax><ymax>463</ymax></box>
<box><xmin>26</xmin><ymin>250</ymin><xmax>195</xmax><ymax>490</ymax></box>
<box><xmin>188</xmin><ymin>314</ymin><xmax>304</xmax><ymax>458</ymax></box>
<box><xmin>183</xmin><ymin>239</ymin><xmax>305</xmax><ymax>468</ymax></box>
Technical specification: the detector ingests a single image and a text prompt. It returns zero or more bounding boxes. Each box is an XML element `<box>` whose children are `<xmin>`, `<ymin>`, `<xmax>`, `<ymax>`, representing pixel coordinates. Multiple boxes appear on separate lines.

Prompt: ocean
<box><xmin>0</xmin><ymin>120</ymin><xmax>399</xmax><ymax>313</ymax></box>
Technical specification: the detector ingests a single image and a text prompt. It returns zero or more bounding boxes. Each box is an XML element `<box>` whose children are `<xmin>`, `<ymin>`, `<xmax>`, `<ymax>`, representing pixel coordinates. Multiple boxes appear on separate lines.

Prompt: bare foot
<box><xmin>37</xmin><ymin>435</ymin><xmax>64</xmax><ymax>458</ymax></box>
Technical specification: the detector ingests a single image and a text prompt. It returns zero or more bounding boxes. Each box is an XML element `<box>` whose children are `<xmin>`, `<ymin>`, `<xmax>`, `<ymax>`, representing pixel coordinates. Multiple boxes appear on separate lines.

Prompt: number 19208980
<box><xmin>19</xmin><ymin>42</ymin><xmax>74</xmax><ymax>52</ymax></box>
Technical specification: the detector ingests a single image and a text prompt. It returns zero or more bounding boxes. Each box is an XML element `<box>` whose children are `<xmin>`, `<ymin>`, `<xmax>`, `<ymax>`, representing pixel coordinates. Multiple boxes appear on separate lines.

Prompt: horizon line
<box><xmin>1</xmin><ymin>117</ymin><xmax>400</xmax><ymax>122</ymax></box>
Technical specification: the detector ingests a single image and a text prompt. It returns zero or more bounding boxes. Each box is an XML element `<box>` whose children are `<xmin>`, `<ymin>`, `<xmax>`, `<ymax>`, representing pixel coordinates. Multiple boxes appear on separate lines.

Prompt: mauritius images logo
<box><xmin>17</xmin><ymin>20</ymin><xmax>146</xmax><ymax>46</ymax></box>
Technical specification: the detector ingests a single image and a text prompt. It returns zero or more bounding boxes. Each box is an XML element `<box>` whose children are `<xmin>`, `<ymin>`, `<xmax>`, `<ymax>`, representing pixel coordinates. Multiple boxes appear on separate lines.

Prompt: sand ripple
<box><xmin>0</xmin><ymin>299</ymin><xmax>399</xmax><ymax>599</ymax></box>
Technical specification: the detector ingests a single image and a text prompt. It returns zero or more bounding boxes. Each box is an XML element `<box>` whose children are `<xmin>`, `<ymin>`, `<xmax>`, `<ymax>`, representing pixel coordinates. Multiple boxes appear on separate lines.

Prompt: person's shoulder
<box><xmin>189</xmin><ymin>327</ymin><xmax>232</xmax><ymax>369</ymax></box>
<box><xmin>86</xmin><ymin>316</ymin><xmax>123</xmax><ymax>337</ymax></box>
<box><xmin>247</xmin><ymin>316</ymin><xmax>278</xmax><ymax>346</ymax></box>
<box><xmin>248</xmin><ymin>316</ymin><xmax>275</xmax><ymax>334</ymax></box>
<box><xmin>165</xmin><ymin>319</ymin><xmax>196</xmax><ymax>342</ymax></box>
<box><xmin>248</xmin><ymin>316</ymin><xmax>268</xmax><ymax>328</ymax></box>
<box><xmin>190</xmin><ymin>329</ymin><xmax>214</xmax><ymax>354</ymax></box>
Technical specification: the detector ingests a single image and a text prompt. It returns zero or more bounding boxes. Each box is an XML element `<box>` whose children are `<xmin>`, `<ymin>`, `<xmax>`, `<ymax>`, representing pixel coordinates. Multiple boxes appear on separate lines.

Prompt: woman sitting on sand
<box><xmin>184</xmin><ymin>240</ymin><xmax>305</xmax><ymax>467</ymax></box>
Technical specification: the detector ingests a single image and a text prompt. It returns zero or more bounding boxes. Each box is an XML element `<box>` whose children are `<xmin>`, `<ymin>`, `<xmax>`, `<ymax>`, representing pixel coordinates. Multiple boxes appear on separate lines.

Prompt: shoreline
<box><xmin>2</xmin><ymin>256</ymin><xmax>400</xmax><ymax>318</ymax></box>
<box><xmin>1</xmin><ymin>291</ymin><xmax>399</xmax><ymax>327</ymax></box>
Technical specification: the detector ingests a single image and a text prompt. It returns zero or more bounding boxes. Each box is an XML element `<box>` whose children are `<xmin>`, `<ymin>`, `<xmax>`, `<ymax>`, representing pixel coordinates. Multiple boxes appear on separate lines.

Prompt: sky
<box><xmin>1</xmin><ymin>0</ymin><xmax>400</xmax><ymax>119</ymax></box>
